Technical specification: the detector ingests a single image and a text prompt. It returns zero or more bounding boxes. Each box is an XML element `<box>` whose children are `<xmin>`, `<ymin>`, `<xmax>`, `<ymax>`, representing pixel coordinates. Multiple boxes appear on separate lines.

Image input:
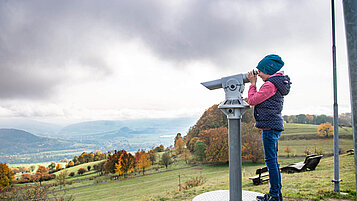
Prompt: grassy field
<box><xmin>279</xmin><ymin>123</ymin><xmax>354</xmax><ymax>157</ymax></box>
<box><xmin>283</xmin><ymin>123</ymin><xmax>353</xmax><ymax>136</ymax></box>
<box><xmin>11</xmin><ymin>123</ymin><xmax>356</xmax><ymax>200</ymax></box>
<box><xmin>53</xmin><ymin>154</ymin><xmax>355</xmax><ymax>201</ymax></box>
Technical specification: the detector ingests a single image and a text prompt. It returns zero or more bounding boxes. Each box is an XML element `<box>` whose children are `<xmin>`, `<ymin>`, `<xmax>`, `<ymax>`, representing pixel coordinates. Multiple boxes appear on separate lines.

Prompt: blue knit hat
<box><xmin>256</xmin><ymin>54</ymin><xmax>284</xmax><ymax>75</ymax></box>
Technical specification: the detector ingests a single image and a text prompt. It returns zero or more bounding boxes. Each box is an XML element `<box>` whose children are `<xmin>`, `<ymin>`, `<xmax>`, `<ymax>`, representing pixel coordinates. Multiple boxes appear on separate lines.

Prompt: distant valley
<box><xmin>0</xmin><ymin>117</ymin><xmax>197</xmax><ymax>164</ymax></box>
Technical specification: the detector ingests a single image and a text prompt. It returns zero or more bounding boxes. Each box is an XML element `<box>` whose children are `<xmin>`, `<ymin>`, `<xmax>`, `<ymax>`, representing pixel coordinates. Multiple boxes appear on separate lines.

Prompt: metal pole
<box><xmin>342</xmin><ymin>0</ymin><xmax>357</xmax><ymax>195</ymax></box>
<box><xmin>228</xmin><ymin>118</ymin><xmax>242</xmax><ymax>201</ymax></box>
<box><xmin>331</xmin><ymin>0</ymin><xmax>341</xmax><ymax>192</ymax></box>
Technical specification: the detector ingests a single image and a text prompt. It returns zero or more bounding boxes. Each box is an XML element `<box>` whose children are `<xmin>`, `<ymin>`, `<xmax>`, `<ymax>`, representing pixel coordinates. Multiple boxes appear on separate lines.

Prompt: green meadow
<box><xmin>53</xmin><ymin>154</ymin><xmax>355</xmax><ymax>201</ymax></box>
<box><xmin>279</xmin><ymin>123</ymin><xmax>354</xmax><ymax>157</ymax></box>
<box><xmin>13</xmin><ymin>123</ymin><xmax>356</xmax><ymax>200</ymax></box>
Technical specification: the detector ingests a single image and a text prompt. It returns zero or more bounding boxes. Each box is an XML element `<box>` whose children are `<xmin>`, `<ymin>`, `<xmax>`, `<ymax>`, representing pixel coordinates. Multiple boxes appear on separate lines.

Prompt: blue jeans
<box><xmin>262</xmin><ymin>130</ymin><xmax>282</xmax><ymax>198</ymax></box>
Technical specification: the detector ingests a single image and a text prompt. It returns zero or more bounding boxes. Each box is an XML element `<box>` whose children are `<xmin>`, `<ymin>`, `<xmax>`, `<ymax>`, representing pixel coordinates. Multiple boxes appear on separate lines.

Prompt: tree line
<box><xmin>282</xmin><ymin>113</ymin><xmax>352</xmax><ymax>127</ymax></box>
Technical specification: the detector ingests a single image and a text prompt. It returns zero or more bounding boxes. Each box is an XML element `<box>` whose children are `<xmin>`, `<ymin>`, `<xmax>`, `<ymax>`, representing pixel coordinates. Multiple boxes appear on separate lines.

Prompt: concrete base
<box><xmin>193</xmin><ymin>190</ymin><xmax>264</xmax><ymax>201</ymax></box>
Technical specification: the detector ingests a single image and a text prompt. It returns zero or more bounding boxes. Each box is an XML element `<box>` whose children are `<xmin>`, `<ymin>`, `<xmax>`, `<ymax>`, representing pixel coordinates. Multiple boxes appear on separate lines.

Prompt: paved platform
<box><xmin>193</xmin><ymin>190</ymin><xmax>263</xmax><ymax>201</ymax></box>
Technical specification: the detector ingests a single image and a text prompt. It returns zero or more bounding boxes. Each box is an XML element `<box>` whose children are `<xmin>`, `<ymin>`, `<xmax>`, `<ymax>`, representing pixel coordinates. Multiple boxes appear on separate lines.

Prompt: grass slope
<box><xmin>283</xmin><ymin>123</ymin><xmax>352</xmax><ymax>136</ymax></box>
<box><xmin>59</xmin><ymin>154</ymin><xmax>355</xmax><ymax>201</ymax></box>
<box><xmin>279</xmin><ymin>123</ymin><xmax>353</xmax><ymax>157</ymax></box>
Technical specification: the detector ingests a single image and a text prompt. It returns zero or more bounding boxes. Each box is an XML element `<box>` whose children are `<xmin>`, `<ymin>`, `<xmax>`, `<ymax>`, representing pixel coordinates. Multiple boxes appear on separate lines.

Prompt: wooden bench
<box><xmin>249</xmin><ymin>166</ymin><xmax>269</xmax><ymax>185</ymax></box>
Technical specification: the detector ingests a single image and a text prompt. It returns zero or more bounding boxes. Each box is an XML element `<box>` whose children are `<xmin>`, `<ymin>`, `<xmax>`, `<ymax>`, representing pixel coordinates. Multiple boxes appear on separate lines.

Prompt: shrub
<box><xmin>17</xmin><ymin>174</ymin><xmax>36</xmax><ymax>184</ymax></box>
<box><xmin>41</xmin><ymin>174</ymin><xmax>56</xmax><ymax>182</ymax></box>
<box><xmin>0</xmin><ymin>184</ymin><xmax>74</xmax><ymax>200</ymax></box>
<box><xmin>16</xmin><ymin>173</ymin><xmax>54</xmax><ymax>184</ymax></box>
<box><xmin>87</xmin><ymin>166</ymin><xmax>91</xmax><ymax>171</ymax></box>
<box><xmin>69</xmin><ymin>172</ymin><xmax>75</xmax><ymax>177</ymax></box>
<box><xmin>77</xmin><ymin>168</ymin><xmax>86</xmax><ymax>175</ymax></box>
<box><xmin>182</xmin><ymin>175</ymin><xmax>206</xmax><ymax>190</ymax></box>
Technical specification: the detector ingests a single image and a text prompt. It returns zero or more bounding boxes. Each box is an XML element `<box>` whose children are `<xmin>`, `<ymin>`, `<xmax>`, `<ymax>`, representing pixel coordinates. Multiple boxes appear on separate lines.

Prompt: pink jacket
<box><xmin>248</xmin><ymin>71</ymin><xmax>284</xmax><ymax>106</ymax></box>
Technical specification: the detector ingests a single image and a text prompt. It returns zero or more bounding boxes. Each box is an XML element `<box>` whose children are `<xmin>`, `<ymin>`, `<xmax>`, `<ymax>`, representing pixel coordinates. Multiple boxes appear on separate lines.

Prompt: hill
<box><xmin>0</xmin><ymin>119</ymin><xmax>62</xmax><ymax>137</ymax></box>
<box><xmin>0</xmin><ymin>128</ymin><xmax>72</xmax><ymax>154</ymax></box>
<box><xmin>56</xmin><ymin>118</ymin><xmax>197</xmax><ymax>149</ymax></box>
<box><xmin>58</xmin><ymin>118</ymin><xmax>197</xmax><ymax>138</ymax></box>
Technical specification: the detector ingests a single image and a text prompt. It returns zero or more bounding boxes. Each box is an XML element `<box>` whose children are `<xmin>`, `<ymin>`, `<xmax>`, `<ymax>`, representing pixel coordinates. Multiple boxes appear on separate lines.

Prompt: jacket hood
<box><xmin>267</xmin><ymin>72</ymin><xmax>291</xmax><ymax>96</ymax></box>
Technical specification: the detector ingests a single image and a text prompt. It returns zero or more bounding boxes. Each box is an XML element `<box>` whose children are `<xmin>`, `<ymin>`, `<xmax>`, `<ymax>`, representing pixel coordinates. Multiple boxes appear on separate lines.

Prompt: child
<box><xmin>246</xmin><ymin>54</ymin><xmax>291</xmax><ymax>201</ymax></box>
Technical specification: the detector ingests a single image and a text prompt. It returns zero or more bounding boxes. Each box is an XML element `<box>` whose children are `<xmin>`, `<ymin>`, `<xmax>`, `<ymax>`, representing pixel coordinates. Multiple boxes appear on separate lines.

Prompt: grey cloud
<box><xmin>0</xmin><ymin>0</ymin><xmax>114</xmax><ymax>99</ymax></box>
<box><xmin>0</xmin><ymin>0</ymin><xmax>328</xmax><ymax>99</ymax></box>
<box><xmin>95</xmin><ymin>0</ymin><xmax>329</xmax><ymax>63</ymax></box>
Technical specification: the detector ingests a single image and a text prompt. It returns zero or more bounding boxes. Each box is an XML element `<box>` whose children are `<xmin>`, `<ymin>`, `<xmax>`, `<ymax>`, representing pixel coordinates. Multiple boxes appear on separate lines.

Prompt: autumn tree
<box><xmin>48</xmin><ymin>162</ymin><xmax>56</xmax><ymax>170</ymax></box>
<box><xmin>306</xmin><ymin>114</ymin><xmax>315</xmax><ymax>124</ymax></box>
<box><xmin>73</xmin><ymin>156</ymin><xmax>79</xmax><ymax>165</ymax></box>
<box><xmin>94</xmin><ymin>152</ymin><xmax>105</xmax><ymax>161</ymax></box>
<box><xmin>241</xmin><ymin>122</ymin><xmax>264</xmax><ymax>163</ymax></box>
<box><xmin>148</xmin><ymin>150</ymin><xmax>156</xmax><ymax>165</ymax></box>
<box><xmin>194</xmin><ymin>141</ymin><xmax>207</xmax><ymax>161</ymax></box>
<box><xmin>35</xmin><ymin>166</ymin><xmax>49</xmax><ymax>185</ymax></box>
<box><xmin>104</xmin><ymin>150</ymin><xmax>125</xmax><ymax>174</ymax></box>
<box><xmin>56</xmin><ymin>163</ymin><xmax>62</xmax><ymax>170</ymax></box>
<box><xmin>134</xmin><ymin>150</ymin><xmax>145</xmax><ymax>172</ymax></box>
<box><xmin>160</xmin><ymin>152</ymin><xmax>172</xmax><ymax>168</ymax></box>
<box><xmin>204</xmin><ymin>127</ymin><xmax>229</xmax><ymax>163</ymax></box>
<box><xmin>19</xmin><ymin>174</ymin><xmax>36</xmax><ymax>183</ymax></box>
<box><xmin>0</xmin><ymin>163</ymin><xmax>14</xmax><ymax>188</ymax></box>
<box><xmin>136</xmin><ymin>153</ymin><xmax>152</xmax><ymax>175</ymax></box>
<box><xmin>153</xmin><ymin>145</ymin><xmax>165</xmax><ymax>152</ymax></box>
<box><xmin>68</xmin><ymin>161</ymin><xmax>74</xmax><ymax>168</ymax></box>
<box><xmin>175</xmin><ymin>138</ymin><xmax>185</xmax><ymax>155</ymax></box>
<box><xmin>318</xmin><ymin>122</ymin><xmax>333</xmax><ymax>138</ymax></box>
<box><xmin>78</xmin><ymin>152</ymin><xmax>95</xmax><ymax>164</ymax></box>
<box><xmin>115</xmin><ymin>151</ymin><xmax>135</xmax><ymax>177</ymax></box>
<box><xmin>197</xmin><ymin>129</ymin><xmax>211</xmax><ymax>146</ymax></box>
<box><xmin>89</xmin><ymin>153</ymin><xmax>95</xmax><ymax>162</ymax></box>
<box><xmin>174</xmin><ymin>133</ymin><xmax>182</xmax><ymax>145</ymax></box>
<box><xmin>284</xmin><ymin>146</ymin><xmax>292</xmax><ymax>157</ymax></box>
<box><xmin>188</xmin><ymin>137</ymin><xmax>199</xmax><ymax>152</ymax></box>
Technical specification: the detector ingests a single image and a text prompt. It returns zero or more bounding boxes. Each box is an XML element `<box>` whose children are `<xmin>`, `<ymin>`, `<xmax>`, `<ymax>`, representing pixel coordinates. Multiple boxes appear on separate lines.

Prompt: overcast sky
<box><xmin>0</xmin><ymin>0</ymin><xmax>352</xmax><ymax>124</ymax></box>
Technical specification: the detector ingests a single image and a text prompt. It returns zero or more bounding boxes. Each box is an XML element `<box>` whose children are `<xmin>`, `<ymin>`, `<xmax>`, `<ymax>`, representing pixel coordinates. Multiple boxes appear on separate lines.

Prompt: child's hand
<box><xmin>247</xmin><ymin>71</ymin><xmax>257</xmax><ymax>85</ymax></box>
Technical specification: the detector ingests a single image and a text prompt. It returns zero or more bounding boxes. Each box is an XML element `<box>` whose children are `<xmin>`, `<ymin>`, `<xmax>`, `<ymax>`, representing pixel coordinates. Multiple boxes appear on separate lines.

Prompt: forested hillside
<box><xmin>185</xmin><ymin>103</ymin><xmax>254</xmax><ymax>147</ymax></box>
<box><xmin>185</xmin><ymin>104</ymin><xmax>262</xmax><ymax>163</ymax></box>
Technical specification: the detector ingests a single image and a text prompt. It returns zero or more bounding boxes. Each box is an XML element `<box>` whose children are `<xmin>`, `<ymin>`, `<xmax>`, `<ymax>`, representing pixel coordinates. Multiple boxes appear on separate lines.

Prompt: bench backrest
<box><xmin>256</xmin><ymin>166</ymin><xmax>268</xmax><ymax>174</ymax></box>
<box><xmin>305</xmin><ymin>155</ymin><xmax>323</xmax><ymax>170</ymax></box>
<box><xmin>304</xmin><ymin>154</ymin><xmax>318</xmax><ymax>163</ymax></box>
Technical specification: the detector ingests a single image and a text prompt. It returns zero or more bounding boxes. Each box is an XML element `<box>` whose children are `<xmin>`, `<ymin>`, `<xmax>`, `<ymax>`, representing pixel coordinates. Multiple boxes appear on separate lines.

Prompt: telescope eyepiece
<box><xmin>252</xmin><ymin>69</ymin><xmax>258</xmax><ymax>75</ymax></box>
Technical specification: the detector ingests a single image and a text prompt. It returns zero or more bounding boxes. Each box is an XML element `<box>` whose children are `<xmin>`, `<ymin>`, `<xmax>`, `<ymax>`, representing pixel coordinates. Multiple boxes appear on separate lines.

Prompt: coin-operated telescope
<box><xmin>201</xmin><ymin>70</ymin><xmax>257</xmax><ymax>201</ymax></box>
<box><xmin>201</xmin><ymin>70</ymin><xmax>257</xmax><ymax>119</ymax></box>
